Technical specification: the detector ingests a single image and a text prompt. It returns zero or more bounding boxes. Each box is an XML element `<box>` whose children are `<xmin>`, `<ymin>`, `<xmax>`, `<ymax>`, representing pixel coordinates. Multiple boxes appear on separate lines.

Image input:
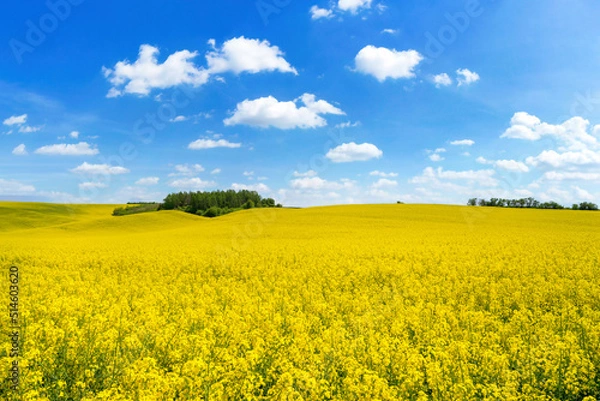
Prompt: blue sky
<box><xmin>2</xmin><ymin>0</ymin><xmax>600</xmax><ymax>206</ymax></box>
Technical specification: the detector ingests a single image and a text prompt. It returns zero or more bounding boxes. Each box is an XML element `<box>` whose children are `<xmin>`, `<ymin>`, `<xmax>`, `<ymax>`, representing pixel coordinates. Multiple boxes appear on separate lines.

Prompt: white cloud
<box><xmin>188</xmin><ymin>138</ymin><xmax>242</xmax><ymax>150</ymax></box>
<box><xmin>291</xmin><ymin>176</ymin><xmax>355</xmax><ymax>191</ymax></box>
<box><xmin>542</xmin><ymin>171</ymin><xmax>600</xmax><ymax>182</ymax></box>
<box><xmin>477</xmin><ymin>156</ymin><xmax>530</xmax><ymax>173</ymax></box>
<box><xmin>326</xmin><ymin>142</ymin><xmax>383</xmax><ymax>163</ymax></box>
<box><xmin>381</xmin><ymin>29</ymin><xmax>398</xmax><ymax>35</ymax></box>
<box><xmin>300</xmin><ymin>93</ymin><xmax>345</xmax><ymax>115</ymax></box>
<box><xmin>335</xmin><ymin>121</ymin><xmax>361</xmax><ymax>128</ymax></box>
<box><xmin>170</xmin><ymin>116</ymin><xmax>187</xmax><ymax>122</ymax></box>
<box><xmin>411</xmin><ymin>167</ymin><xmax>498</xmax><ymax>187</ymax></box>
<box><xmin>34</xmin><ymin>142</ymin><xmax>99</xmax><ymax>156</ymax></box>
<box><xmin>370</xmin><ymin>170</ymin><xmax>398</xmax><ymax>178</ymax></box>
<box><xmin>433</xmin><ymin>73</ymin><xmax>452</xmax><ymax>88</ymax></box>
<box><xmin>211</xmin><ymin>168</ymin><xmax>221</xmax><ymax>175</ymax></box>
<box><xmin>206</xmin><ymin>36</ymin><xmax>297</xmax><ymax>75</ymax></box>
<box><xmin>338</xmin><ymin>0</ymin><xmax>372</xmax><ymax>13</ymax></box>
<box><xmin>3</xmin><ymin>114</ymin><xmax>27</xmax><ymax>126</ymax></box>
<box><xmin>71</xmin><ymin>162</ymin><xmax>129</xmax><ymax>175</ymax></box>
<box><xmin>355</xmin><ymin>46</ymin><xmax>423</xmax><ymax>82</ymax></box>
<box><xmin>79</xmin><ymin>182</ymin><xmax>108</xmax><ymax>190</ymax></box>
<box><xmin>371</xmin><ymin>178</ymin><xmax>398</xmax><ymax>189</ymax></box>
<box><xmin>511</xmin><ymin>112</ymin><xmax>541</xmax><ymax>128</ymax></box>
<box><xmin>231</xmin><ymin>183</ymin><xmax>271</xmax><ymax>192</ymax></box>
<box><xmin>12</xmin><ymin>144</ymin><xmax>27</xmax><ymax>156</ymax></box>
<box><xmin>310</xmin><ymin>5</ymin><xmax>334</xmax><ymax>19</ymax></box>
<box><xmin>0</xmin><ymin>179</ymin><xmax>36</xmax><ymax>195</ymax></box>
<box><xmin>70</xmin><ymin>131</ymin><xmax>80</xmax><ymax>139</ymax></box>
<box><xmin>526</xmin><ymin>149</ymin><xmax>600</xmax><ymax>168</ymax></box>
<box><xmin>135</xmin><ymin>177</ymin><xmax>160</xmax><ymax>186</ymax></box>
<box><xmin>450</xmin><ymin>139</ymin><xmax>475</xmax><ymax>146</ymax></box>
<box><xmin>293</xmin><ymin>170</ymin><xmax>318</xmax><ymax>178</ymax></box>
<box><xmin>169</xmin><ymin>177</ymin><xmax>216</xmax><ymax>190</ymax></box>
<box><xmin>427</xmin><ymin>147</ymin><xmax>446</xmax><ymax>162</ymax></box>
<box><xmin>170</xmin><ymin>164</ymin><xmax>205</xmax><ymax>176</ymax></box>
<box><xmin>502</xmin><ymin>113</ymin><xmax>598</xmax><ymax>151</ymax></box>
<box><xmin>494</xmin><ymin>159</ymin><xmax>530</xmax><ymax>173</ymax></box>
<box><xmin>456</xmin><ymin>68</ymin><xmax>480</xmax><ymax>86</ymax></box>
<box><xmin>103</xmin><ymin>44</ymin><xmax>209</xmax><ymax>97</ymax></box>
<box><xmin>19</xmin><ymin>125</ymin><xmax>43</xmax><ymax>133</ymax></box>
<box><xmin>224</xmin><ymin>94</ymin><xmax>344</xmax><ymax>129</ymax></box>
<box><xmin>573</xmin><ymin>186</ymin><xmax>595</xmax><ymax>201</ymax></box>
<box><xmin>429</xmin><ymin>153</ymin><xmax>444</xmax><ymax>162</ymax></box>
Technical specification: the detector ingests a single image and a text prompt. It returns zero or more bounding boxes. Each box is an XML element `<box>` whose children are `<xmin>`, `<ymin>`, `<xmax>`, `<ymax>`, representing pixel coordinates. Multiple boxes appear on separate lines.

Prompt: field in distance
<box><xmin>1</xmin><ymin>202</ymin><xmax>599</xmax><ymax>400</ymax></box>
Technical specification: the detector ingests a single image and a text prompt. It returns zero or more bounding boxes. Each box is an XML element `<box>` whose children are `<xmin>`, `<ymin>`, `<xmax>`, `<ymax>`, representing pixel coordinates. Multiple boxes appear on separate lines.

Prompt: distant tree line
<box><xmin>467</xmin><ymin>197</ymin><xmax>598</xmax><ymax>211</ymax></box>
<box><xmin>161</xmin><ymin>190</ymin><xmax>281</xmax><ymax>217</ymax></box>
<box><xmin>113</xmin><ymin>203</ymin><xmax>160</xmax><ymax>216</ymax></box>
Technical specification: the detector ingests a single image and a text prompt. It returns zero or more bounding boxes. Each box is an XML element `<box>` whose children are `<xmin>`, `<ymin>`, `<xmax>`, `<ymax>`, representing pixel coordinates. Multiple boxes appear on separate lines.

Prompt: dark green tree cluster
<box><xmin>161</xmin><ymin>190</ymin><xmax>281</xmax><ymax>217</ymax></box>
<box><xmin>468</xmin><ymin>197</ymin><xmax>598</xmax><ymax>211</ymax></box>
<box><xmin>572</xmin><ymin>202</ymin><xmax>599</xmax><ymax>211</ymax></box>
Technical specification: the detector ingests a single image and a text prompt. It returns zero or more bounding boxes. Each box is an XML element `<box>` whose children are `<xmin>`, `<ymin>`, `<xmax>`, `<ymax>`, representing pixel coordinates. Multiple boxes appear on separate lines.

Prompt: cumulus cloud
<box><xmin>70</xmin><ymin>131</ymin><xmax>80</xmax><ymax>139</ymax></box>
<box><xmin>12</xmin><ymin>144</ymin><xmax>27</xmax><ymax>156</ymax></box>
<box><xmin>411</xmin><ymin>167</ymin><xmax>498</xmax><ymax>187</ymax></box>
<box><xmin>206</xmin><ymin>36</ymin><xmax>297</xmax><ymax>75</ymax></box>
<box><xmin>370</xmin><ymin>171</ymin><xmax>398</xmax><ymax>178</ymax></box>
<box><xmin>354</xmin><ymin>46</ymin><xmax>423</xmax><ymax>82</ymax></box>
<box><xmin>210</xmin><ymin>168</ymin><xmax>221</xmax><ymax>175</ymax></box>
<box><xmin>381</xmin><ymin>29</ymin><xmax>398</xmax><ymax>35</ymax></box>
<box><xmin>371</xmin><ymin>178</ymin><xmax>398</xmax><ymax>189</ymax></box>
<box><xmin>103</xmin><ymin>37</ymin><xmax>296</xmax><ymax>97</ymax></box>
<box><xmin>71</xmin><ymin>162</ymin><xmax>129</xmax><ymax>175</ymax></box>
<box><xmin>290</xmin><ymin>176</ymin><xmax>355</xmax><ymax>191</ymax></box>
<box><xmin>433</xmin><ymin>73</ymin><xmax>452</xmax><ymax>88</ymax></box>
<box><xmin>293</xmin><ymin>170</ymin><xmax>318</xmax><ymax>178</ymax></box>
<box><xmin>3</xmin><ymin>114</ymin><xmax>27</xmax><ymax>126</ymax></box>
<box><xmin>34</xmin><ymin>142</ymin><xmax>99</xmax><ymax>156</ymax></box>
<box><xmin>456</xmin><ymin>68</ymin><xmax>480</xmax><ymax>86</ymax></box>
<box><xmin>326</xmin><ymin>142</ymin><xmax>383</xmax><ymax>163</ymax></box>
<box><xmin>338</xmin><ymin>0</ymin><xmax>372</xmax><ymax>13</ymax></box>
<box><xmin>231</xmin><ymin>183</ymin><xmax>271</xmax><ymax>192</ymax></box>
<box><xmin>170</xmin><ymin>164</ymin><xmax>205</xmax><ymax>176</ymax></box>
<box><xmin>19</xmin><ymin>125</ymin><xmax>43</xmax><ymax>133</ymax></box>
<box><xmin>427</xmin><ymin>147</ymin><xmax>446</xmax><ymax>162</ymax></box>
<box><xmin>224</xmin><ymin>94</ymin><xmax>344</xmax><ymax>129</ymax></box>
<box><xmin>450</xmin><ymin>139</ymin><xmax>475</xmax><ymax>146</ymax></box>
<box><xmin>310</xmin><ymin>5</ymin><xmax>334</xmax><ymax>19</ymax></box>
<box><xmin>526</xmin><ymin>149</ymin><xmax>600</xmax><ymax>168</ymax></box>
<box><xmin>103</xmin><ymin>44</ymin><xmax>210</xmax><ymax>97</ymax></box>
<box><xmin>0</xmin><ymin>178</ymin><xmax>36</xmax><ymax>195</ymax></box>
<box><xmin>502</xmin><ymin>113</ymin><xmax>598</xmax><ymax>151</ymax></box>
<box><xmin>542</xmin><ymin>171</ymin><xmax>600</xmax><ymax>182</ymax></box>
<box><xmin>79</xmin><ymin>182</ymin><xmax>108</xmax><ymax>190</ymax></box>
<box><xmin>169</xmin><ymin>177</ymin><xmax>216</xmax><ymax>190</ymax></box>
<box><xmin>135</xmin><ymin>177</ymin><xmax>160</xmax><ymax>186</ymax></box>
<box><xmin>188</xmin><ymin>138</ymin><xmax>242</xmax><ymax>149</ymax></box>
<box><xmin>476</xmin><ymin>157</ymin><xmax>530</xmax><ymax>173</ymax></box>
<box><xmin>335</xmin><ymin>121</ymin><xmax>361</xmax><ymax>129</ymax></box>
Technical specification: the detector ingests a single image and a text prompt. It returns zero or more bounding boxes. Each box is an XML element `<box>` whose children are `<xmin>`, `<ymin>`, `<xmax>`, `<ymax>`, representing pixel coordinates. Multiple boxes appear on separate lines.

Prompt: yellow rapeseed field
<box><xmin>1</xmin><ymin>202</ymin><xmax>600</xmax><ymax>401</ymax></box>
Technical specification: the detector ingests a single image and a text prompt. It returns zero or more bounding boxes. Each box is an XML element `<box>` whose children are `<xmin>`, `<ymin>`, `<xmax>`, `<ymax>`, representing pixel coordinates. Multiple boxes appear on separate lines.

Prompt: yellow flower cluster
<box><xmin>1</xmin><ymin>202</ymin><xmax>599</xmax><ymax>400</ymax></box>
